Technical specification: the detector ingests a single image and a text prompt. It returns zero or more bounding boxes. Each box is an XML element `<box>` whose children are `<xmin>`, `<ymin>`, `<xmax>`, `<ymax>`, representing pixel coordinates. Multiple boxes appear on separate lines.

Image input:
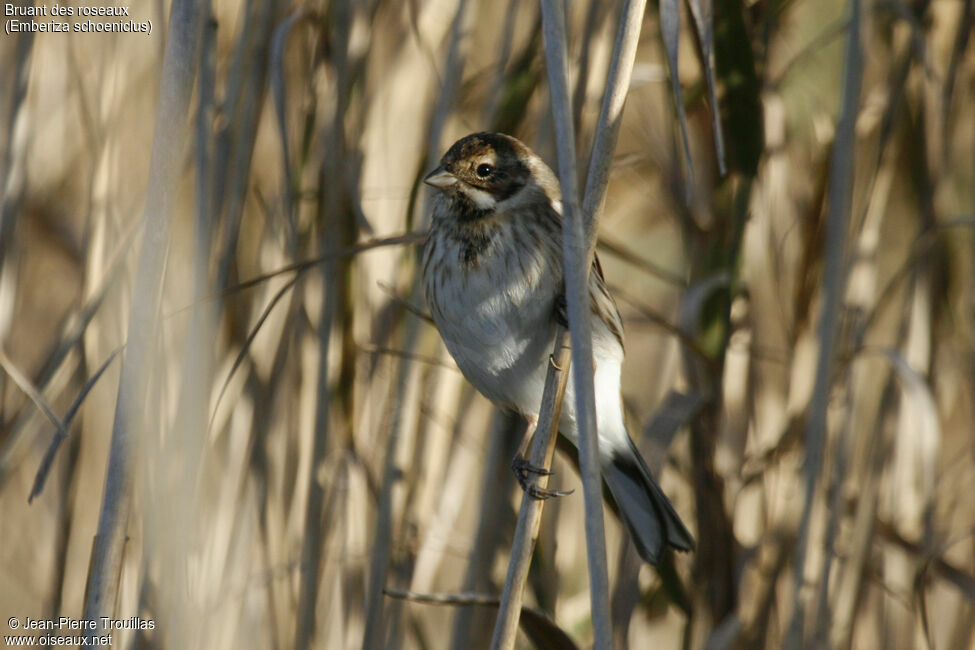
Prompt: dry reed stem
<box><xmin>787</xmin><ymin>0</ymin><xmax>863</xmax><ymax>646</ymax></box>
<box><xmin>540</xmin><ymin>0</ymin><xmax>613</xmax><ymax>645</ymax></box>
<box><xmin>363</xmin><ymin>2</ymin><xmax>470</xmax><ymax>644</ymax></box>
<box><xmin>581</xmin><ymin>0</ymin><xmax>648</xmax><ymax>254</ymax></box>
<box><xmin>489</xmin><ymin>329</ymin><xmax>571</xmax><ymax>649</ymax></box>
<box><xmin>82</xmin><ymin>0</ymin><xmax>205</xmax><ymax>639</ymax></box>
<box><xmin>659</xmin><ymin>0</ymin><xmax>695</xmax><ymax>203</ymax></box>
<box><xmin>493</xmin><ymin>1</ymin><xmax>659</xmax><ymax>644</ymax></box>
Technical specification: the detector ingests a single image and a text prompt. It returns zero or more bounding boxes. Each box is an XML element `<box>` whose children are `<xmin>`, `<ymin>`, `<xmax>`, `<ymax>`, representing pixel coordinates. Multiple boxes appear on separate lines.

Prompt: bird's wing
<box><xmin>544</xmin><ymin>196</ymin><xmax>623</xmax><ymax>349</ymax></box>
<box><xmin>551</xmin><ymin>253</ymin><xmax>624</xmax><ymax>349</ymax></box>
<box><xmin>590</xmin><ymin>253</ymin><xmax>624</xmax><ymax>349</ymax></box>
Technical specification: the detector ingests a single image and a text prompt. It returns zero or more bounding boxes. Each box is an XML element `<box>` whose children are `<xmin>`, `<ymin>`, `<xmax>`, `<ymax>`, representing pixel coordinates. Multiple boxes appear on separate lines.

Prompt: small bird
<box><xmin>421</xmin><ymin>132</ymin><xmax>693</xmax><ymax>565</ymax></box>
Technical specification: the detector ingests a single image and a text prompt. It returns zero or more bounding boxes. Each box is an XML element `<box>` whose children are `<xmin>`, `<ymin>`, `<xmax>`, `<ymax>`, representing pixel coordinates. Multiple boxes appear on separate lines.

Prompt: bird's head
<box><xmin>424</xmin><ymin>133</ymin><xmax>559</xmax><ymax>220</ymax></box>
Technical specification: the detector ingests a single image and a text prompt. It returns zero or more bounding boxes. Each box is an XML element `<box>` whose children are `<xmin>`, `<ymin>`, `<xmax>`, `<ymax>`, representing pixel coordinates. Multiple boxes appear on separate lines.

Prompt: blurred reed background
<box><xmin>1</xmin><ymin>0</ymin><xmax>973</xmax><ymax>648</ymax></box>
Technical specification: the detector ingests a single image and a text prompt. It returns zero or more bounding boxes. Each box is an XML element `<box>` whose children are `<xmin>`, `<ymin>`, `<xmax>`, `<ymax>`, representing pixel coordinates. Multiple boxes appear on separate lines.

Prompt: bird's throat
<box><xmin>450</xmin><ymin>190</ymin><xmax>494</xmax><ymax>223</ymax></box>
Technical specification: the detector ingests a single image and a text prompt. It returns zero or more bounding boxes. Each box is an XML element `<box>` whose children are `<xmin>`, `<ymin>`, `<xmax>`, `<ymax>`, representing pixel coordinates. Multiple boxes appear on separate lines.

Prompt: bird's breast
<box><xmin>424</xmin><ymin>218</ymin><xmax>561</xmax><ymax>403</ymax></box>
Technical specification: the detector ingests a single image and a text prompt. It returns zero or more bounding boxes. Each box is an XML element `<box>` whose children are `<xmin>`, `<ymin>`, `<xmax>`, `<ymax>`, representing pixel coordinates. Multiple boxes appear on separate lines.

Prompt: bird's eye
<box><xmin>475</xmin><ymin>163</ymin><xmax>494</xmax><ymax>178</ymax></box>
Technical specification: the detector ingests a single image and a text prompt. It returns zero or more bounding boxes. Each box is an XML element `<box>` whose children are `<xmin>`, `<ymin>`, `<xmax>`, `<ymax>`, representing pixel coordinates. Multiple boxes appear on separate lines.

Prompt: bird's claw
<box><xmin>512</xmin><ymin>456</ymin><xmax>551</xmax><ymax>479</ymax></box>
<box><xmin>527</xmin><ymin>484</ymin><xmax>575</xmax><ymax>500</ymax></box>
<box><xmin>512</xmin><ymin>456</ymin><xmax>573</xmax><ymax>501</ymax></box>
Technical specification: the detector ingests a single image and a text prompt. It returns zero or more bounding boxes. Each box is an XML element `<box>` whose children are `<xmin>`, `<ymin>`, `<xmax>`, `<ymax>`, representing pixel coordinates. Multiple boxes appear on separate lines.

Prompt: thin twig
<box><xmin>770</xmin><ymin>17</ymin><xmax>849</xmax><ymax>88</ymax></box>
<box><xmin>581</xmin><ymin>0</ymin><xmax>650</xmax><ymax>256</ymax></box>
<box><xmin>490</xmin><ymin>329</ymin><xmax>571</xmax><ymax>650</ymax></box>
<box><xmin>659</xmin><ymin>0</ymin><xmax>695</xmax><ymax>204</ymax></box>
<box><xmin>596</xmin><ymin>235</ymin><xmax>686</xmax><ymax>286</ymax></box>
<box><xmin>0</xmin><ymin>348</ymin><xmax>70</xmax><ymax>447</ymax></box>
<box><xmin>29</xmin><ymin>347</ymin><xmax>123</xmax><ymax>503</ymax></box>
<box><xmin>191</xmin><ymin>231</ymin><xmax>425</xmax><ymax>307</ymax></box>
<box><xmin>0</xmin><ymin>214</ymin><xmax>136</xmax><ymax>490</ymax></box>
<box><xmin>356</xmin><ymin>343</ymin><xmax>459</xmax><ymax>371</ymax></box>
<box><xmin>686</xmin><ymin>0</ymin><xmax>727</xmax><ymax>175</ymax></box>
<box><xmin>270</xmin><ymin>9</ymin><xmax>320</xmax><ymax>233</ymax></box>
<box><xmin>207</xmin><ymin>275</ymin><xmax>300</xmax><ymax>434</ymax></box>
<box><xmin>390</xmin><ymin>586</ymin><xmax>581</xmax><ymax>650</ymax></box>
<box><xmin>375</xmin><ymin>281</ymin><xmax>435</xmax><ymax>325</ymax></box>
<box><xmin>611</xmin><ymin>285</ymin><xmax>716</xmax><ymax>367</ymax></box>
<box><xmin>386</xmin><ymin>588</ymin><xmax>498</xmax><ymax>607</ymax></box>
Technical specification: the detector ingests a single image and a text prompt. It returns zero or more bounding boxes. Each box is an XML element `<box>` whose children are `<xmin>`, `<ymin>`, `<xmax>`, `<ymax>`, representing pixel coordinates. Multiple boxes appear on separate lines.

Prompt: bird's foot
<box><xmin>511</xmin><ymin>456</ymin><xmax>573</xmax><ymax>500</ymax></box>
<box><xmin>527</xmin><ymin>484</ymin><xmax>575</xmax><ymax>500</ymax></box>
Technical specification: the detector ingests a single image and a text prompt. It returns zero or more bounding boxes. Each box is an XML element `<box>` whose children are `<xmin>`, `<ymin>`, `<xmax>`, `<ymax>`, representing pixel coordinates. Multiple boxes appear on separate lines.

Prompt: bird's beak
<box><xmin>424</xmin><ymin>166</ymin><xmax>456</xmax><ymax>189</ymax></box>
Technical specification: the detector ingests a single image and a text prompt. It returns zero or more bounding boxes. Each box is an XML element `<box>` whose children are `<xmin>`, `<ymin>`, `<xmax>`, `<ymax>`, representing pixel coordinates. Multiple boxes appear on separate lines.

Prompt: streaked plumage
<box><xmin>421</xmin><ymin>132</ymin><xmax>693</xmax><ymax>565</ymax></box>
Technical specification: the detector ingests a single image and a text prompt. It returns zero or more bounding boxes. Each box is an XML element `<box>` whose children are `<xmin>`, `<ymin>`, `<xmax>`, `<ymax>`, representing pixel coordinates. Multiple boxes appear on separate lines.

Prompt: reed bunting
<box><xmin>421</xmin><ymin>132</ymin><xmax>693</xmax><ymax>565</ymax></box>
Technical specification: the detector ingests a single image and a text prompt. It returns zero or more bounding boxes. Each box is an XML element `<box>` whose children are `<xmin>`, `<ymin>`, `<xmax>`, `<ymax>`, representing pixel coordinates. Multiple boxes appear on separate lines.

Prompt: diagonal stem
<box><xmin>490</xmin><ymin>328</ymin><xmax>571</xmax><ymax>650</ymax></box>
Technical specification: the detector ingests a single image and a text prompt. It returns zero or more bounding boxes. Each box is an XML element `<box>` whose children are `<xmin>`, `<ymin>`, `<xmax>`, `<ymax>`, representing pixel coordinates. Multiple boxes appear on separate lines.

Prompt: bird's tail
<box><xmin>601</xmin><ymin>435</ymin><xmax>694</xmax><ymax>565</ymax></box>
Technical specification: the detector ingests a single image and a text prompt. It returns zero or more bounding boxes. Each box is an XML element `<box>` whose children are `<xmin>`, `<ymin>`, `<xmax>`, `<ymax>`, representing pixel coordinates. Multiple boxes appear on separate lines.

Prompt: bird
<box><xmin>420</xmin><ymin>132</ymin><xmax>693</xmax><ymax>565</ymax></box>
